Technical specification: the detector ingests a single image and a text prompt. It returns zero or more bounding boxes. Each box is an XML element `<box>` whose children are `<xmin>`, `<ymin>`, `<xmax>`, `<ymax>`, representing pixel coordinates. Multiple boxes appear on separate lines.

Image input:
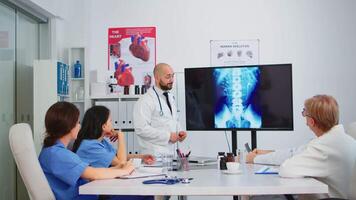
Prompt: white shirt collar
<box><xmin>154</xmin><ymin>86</ymin><xmax>170</xmax><ymax>96</ymax></box>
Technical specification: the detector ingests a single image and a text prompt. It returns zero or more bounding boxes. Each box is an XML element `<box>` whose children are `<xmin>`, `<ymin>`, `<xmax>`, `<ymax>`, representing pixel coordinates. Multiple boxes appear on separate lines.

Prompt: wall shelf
<box><xmin>68</xmin><ymin>47</ymin><xmax>87</xmax><ymax>120</ymax></box>
<box><xmin>91</xmin><ymin>94</ymin><xmax>142</xmax><ymax>100</ymax></box>
<box><xmin>71</xmin><ymin>100</ymin><xmax>85</xmax><ymax>103</ymax></box>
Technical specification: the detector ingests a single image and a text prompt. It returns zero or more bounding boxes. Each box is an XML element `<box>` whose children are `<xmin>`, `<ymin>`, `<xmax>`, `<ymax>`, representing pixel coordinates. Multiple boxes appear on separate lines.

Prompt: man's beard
<box><xmin>159</xmin><ymin>81</ymin><xmax>173</xmax><ymax>91</ymax></box>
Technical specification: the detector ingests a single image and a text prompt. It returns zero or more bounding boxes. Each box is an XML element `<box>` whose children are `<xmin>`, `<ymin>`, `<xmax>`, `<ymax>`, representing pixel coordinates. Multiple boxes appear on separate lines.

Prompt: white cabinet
<box><xmin>125</xmin><ymin>131</ymin><xmax>139</xmax><ymax>154</ymax></box>
<box><xmin>119</xmin><ymin>99</ymin><xmax>136</xmax><ymax>129</ymax></box>
<box><xmin>91</xmin><ymin>95</ymin><xmax>140</xmax><ymax>129</ymax></box>
<box><xmin>33</xmin><ymin>60</ymin><xmax>58</xmax><ymax>153</ymax></box>
<box><xmin>91</xmin><ymin>95</ymin><xmax>140</xmax><ymax>154</ymax></box>
<box><xmin>107</xmin><ymin>131</ymin><xmax>138</xmax><ymax>154</ymax></box>
<box><xmin>94</xmin><ymin>100</ymin><xmax>120</xmax><ymax>129</ymax></box>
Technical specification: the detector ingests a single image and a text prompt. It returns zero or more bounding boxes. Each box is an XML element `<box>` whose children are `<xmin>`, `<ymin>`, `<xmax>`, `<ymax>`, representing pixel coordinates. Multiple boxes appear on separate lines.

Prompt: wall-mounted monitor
<box><xmin>185</xmin><ymin>64</ymin><xmax>293</xmax><ymax>131</ymax></box>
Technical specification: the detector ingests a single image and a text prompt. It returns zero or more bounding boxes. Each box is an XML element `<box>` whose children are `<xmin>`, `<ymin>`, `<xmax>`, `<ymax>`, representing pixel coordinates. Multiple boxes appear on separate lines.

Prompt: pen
<box><xmin>176</xmin><ymin>149</ymin><xmax>183</xmax><ymax>158</ymax></box>
<box><xmin>255</xmin><ymin>166</ymin><xmax>279</xmax><ymax>175</ymax></box>
<box><xmin>185</xmin><ymin>151</ymin><xmax>191</xmax><ymax>157</ymax></box>
<box><xmin>129</xmin><ymin>168</ymin><xmax>135</xmax><ymax>175</ymax></box>
<box><xmin>263</xmin><ymin>167</ymin><xmax>269</xmax><ymax>173</ymax></box>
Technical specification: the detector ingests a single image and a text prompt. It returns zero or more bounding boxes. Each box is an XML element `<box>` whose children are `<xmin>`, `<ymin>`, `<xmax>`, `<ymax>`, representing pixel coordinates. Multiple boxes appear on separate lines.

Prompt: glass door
<box><xmin>0</xmin><ymin>2</ymin><xmax>16</xmax><ymax>200</ymax></box>
<box><xmin>15</xmin><ymin>11</ymin><xmax>40</xmax><ymax>200</ymax></box>
<box><xmin>16</xmin><ymin>11</ymin><xmax>39</xmax><ymax>128</ymax></box>
<box><xmin>0</xmin><ymin>1</ymin><xmax>45</xmax><ymax>199</ymax></box>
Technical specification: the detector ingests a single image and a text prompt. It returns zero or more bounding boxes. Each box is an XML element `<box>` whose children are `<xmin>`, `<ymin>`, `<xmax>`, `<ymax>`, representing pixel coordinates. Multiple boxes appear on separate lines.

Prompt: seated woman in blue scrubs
<box><xmin>39</xmin><ymin>102</ymin><xmax>135</xmax><ymax>200</ymax></box>
<box><xmin>72</xmin><ymin>105</ymin><xmax>154</xmax><ymax>200</ymax></box>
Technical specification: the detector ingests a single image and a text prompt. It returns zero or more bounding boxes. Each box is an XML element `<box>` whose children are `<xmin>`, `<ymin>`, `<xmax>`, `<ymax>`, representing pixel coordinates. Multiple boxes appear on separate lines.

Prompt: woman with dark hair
<box><xmin>73</xmin><ymin>105</ymin><xmax>154</xmax><ymax>200</ymax></box>
<box><xmin>73</xmin><ymin>105</ymin><xmax>155</xmax><ymax>168</ymax></box>
<box><xmin>39</xmin><ymin>102</ymin><xmax>134</xmax><ymax>200</ymax></box>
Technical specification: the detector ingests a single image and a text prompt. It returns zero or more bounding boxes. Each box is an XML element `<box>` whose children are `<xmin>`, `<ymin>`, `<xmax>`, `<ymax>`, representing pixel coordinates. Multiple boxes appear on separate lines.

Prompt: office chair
<box><xmin>9</xmin><ymin>123</ymin><xmax>55</xmax><ymax>200</ymax></box>
<box><xmin>349</xmin><ymin>159</ymin><xmax>356</xmax><ymax>200</ymax></box>
<box><xmin>320</xmin><ymin>157</ymin><xmax>356</xmax><ymax>200</ymax></box>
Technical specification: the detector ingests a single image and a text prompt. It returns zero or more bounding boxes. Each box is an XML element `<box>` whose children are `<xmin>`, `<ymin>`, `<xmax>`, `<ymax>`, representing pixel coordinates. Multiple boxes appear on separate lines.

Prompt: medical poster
<box><xmin>108</xmin><ymin>27</ymin><xmax>156</xmax><ymax>87</ymax></box>
<box><xmin>210</xmin><ymin>40</ymin><xmax>259</xmax><ymax>66</ymax></box>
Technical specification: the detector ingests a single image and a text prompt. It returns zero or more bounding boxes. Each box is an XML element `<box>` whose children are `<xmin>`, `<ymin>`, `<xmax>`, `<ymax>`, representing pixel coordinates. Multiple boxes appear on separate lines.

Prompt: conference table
<box><xmin>79</xmin><ymin>164</ymin><xmax>328</xmax><ymax>199</ymax></box>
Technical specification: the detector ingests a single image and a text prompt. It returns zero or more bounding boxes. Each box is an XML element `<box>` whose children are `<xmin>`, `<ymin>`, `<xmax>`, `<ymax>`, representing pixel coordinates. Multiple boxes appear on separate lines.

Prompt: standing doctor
<box><xmin>133</xmin><ymin>63</ymin><xmax>187</xmax><ymax>155</ymax></box>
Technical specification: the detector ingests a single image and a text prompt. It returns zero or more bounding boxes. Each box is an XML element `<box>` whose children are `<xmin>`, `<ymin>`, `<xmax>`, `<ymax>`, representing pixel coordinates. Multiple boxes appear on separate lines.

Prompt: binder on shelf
<box><xmin>57</xmin><ymin>62</ymin><xmax>69</xmax><ymax>96</ymax></box>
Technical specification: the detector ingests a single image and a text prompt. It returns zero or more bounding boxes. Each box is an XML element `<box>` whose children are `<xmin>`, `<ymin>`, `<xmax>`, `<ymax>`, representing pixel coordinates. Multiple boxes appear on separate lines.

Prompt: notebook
<box><xmin>187</xmin><ymin>156</ymin><xmax>216</xmax><ymax>164</ymax></box>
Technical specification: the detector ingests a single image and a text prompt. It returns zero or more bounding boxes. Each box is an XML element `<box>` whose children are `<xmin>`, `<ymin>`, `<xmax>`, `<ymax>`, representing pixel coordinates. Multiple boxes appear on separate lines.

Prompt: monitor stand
<box><xmin>231</xmin><ymin>130</ymin><xmax>257</xmax><ymax>156</ymax></box>
<box><xmin>232</xmin><ymin>130</ymin><xmax>257</xmax><ymax>200</ymax></box>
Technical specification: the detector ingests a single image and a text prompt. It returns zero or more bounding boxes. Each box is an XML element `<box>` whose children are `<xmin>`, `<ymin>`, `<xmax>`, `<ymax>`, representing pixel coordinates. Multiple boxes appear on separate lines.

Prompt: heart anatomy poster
<box><xmin>210</xmin><ymin>40</ymin><xmax>259</xmax><ymax>67</ymax></box>
<box><xmin>108</xmin><ymin>27</ymin><xmax>156</xmax><ymax>87</ymax></box>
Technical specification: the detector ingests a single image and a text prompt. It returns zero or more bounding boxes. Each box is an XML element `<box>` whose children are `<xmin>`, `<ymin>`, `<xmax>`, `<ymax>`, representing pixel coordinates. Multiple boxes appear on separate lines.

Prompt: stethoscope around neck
<box><xmin>152</xmin><ymin>86</ymin><xmax>164</xmax><ymax>116</ymax></box>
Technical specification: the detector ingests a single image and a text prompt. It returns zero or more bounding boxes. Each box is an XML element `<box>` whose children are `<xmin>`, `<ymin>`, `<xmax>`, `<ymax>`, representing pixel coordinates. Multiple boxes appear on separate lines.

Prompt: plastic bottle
<box><xmin>135</xmin><ymin>85</ymin><xmax>140</xmax><ymax>95</ymax></box>
<box><xmin>108</xmin><ymin>76</ymin><xmax>118</xmax><ymax>93</ymax></box>
<box><xmin>236</xmin><ymin>149</ymin><xmax>241</xmax><ymax>163</ymax></box>
<box><xmin>141</xmin><ymin>85</ymin><xmax>147</xmax><ymax>94</ymax></box>
<box><xmin>217</xmin><ymin>152</ymin><xmax>225</xmax><ymax>170</ymax></box>
<box><xmin>220</xmin><ymin>157</ymin><xmax>227</xmax><ymax>170</ymax></box>
<box><xmin>109</xmin><ymin>76</ymin><xmax>117</xmax><ymax>84</ymax></box>
<box><xmin>77</xmin><ymin>86</ymin><xmax>84</xmax><ymax>100</ymax></box>
<box><xmin>74</xmin><ymin>60</ymin><xmax>82</xmax><ymax>78</ymax></box>
<box><xmin>124</xmin><ymin>86</ymin><xmax>129</xmax><ymax>95</ymax></box>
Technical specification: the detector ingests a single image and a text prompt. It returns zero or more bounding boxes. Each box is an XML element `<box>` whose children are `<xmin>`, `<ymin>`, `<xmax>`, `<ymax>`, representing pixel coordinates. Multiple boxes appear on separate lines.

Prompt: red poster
<box><xmin>108</xmin><ymin>27</ymin><xmax>156</xmax><ymax>87</ymax></box>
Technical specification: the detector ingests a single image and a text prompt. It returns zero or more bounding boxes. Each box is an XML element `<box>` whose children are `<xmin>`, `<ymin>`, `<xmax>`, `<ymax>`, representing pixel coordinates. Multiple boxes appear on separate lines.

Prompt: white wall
<box><xmin>31</xmin><ymin>0</ymin><xmax>89</xmax><ymax>60</ymax></box>
<box><xmin>28</xmin><ymin>1</ymin><xmax>356</xmax><ymax>200</ymax></box>
<box><xmin>85</xmin><ymin>0</ymin><xmax>356</xmax><ymax>156</ymax></box>
<box><xmin>33</xmin><ymin>0</ymin><xmax>356</xmax><ymax>156</ymax></box>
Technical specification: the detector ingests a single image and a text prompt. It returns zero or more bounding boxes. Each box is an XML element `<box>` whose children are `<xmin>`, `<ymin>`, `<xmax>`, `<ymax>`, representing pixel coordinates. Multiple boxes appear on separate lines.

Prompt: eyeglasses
<box><xmin>302</xmin><ymin>108</ymin><xmax>311</xmax><ymax>117</ymax></box>
<box><xmin>164</xmin><ymin>73</ymin><xmax>175</xmax><ymax>80</ymax></box>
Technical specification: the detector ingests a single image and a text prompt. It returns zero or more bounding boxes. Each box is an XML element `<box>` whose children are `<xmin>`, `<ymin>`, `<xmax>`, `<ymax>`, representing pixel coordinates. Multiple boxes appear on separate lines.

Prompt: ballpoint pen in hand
<box><xmin>185</xmin><ymin>151</ymin><xmax>191</xmax><ymax>157</ymax></box>
<box><xmin>176</xmin><ymin>149</ymin><xmax>183</xmax><ymax>158</ymax></box>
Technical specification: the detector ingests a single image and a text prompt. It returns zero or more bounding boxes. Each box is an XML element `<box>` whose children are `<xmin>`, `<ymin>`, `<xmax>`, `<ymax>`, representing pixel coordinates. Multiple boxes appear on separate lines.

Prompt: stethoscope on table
<box><xmin>142</xmin><ymin>176</ymin><xmax>193</xmax><ymax>185</ymax></box>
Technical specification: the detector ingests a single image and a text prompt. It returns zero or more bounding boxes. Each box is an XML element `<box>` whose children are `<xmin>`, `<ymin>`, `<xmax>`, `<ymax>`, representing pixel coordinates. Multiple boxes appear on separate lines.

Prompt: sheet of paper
<box><xmin>119</xmin><ymin>167</ymin><xmax>166</xmax><ymax>179</ymax></box>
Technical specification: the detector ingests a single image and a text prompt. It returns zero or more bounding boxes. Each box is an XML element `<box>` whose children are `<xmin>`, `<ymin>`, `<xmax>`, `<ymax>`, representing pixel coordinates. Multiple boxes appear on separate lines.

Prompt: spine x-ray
<box><xmin>214</xmin><ymin>67</ymin><xmax>262</xmax><ymax>128</ymax></box>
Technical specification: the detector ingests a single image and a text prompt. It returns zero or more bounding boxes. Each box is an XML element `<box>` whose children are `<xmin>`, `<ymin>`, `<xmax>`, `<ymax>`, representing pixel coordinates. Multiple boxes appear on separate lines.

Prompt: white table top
<box><xmin>79</xmin><ymin>164</ymin><xmax>328</xmax><ymax>196</ymax></box>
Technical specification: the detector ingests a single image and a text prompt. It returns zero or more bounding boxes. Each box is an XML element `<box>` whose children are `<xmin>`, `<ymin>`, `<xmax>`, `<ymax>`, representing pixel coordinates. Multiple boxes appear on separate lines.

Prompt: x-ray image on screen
<box><xmin>214</xmin><ymin>67</ymin><xmax>262</xmax><ymax>128</ymax></box>
<box><xmin>185</xmin><ymin>64</ymin><xmax>293</xmax><ymax>131</ymax></box>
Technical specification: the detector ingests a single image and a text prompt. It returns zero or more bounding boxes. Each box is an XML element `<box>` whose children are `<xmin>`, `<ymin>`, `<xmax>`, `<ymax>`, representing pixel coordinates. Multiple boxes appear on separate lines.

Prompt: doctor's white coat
<box><xmin>279</xmin><ymin>125</ymin><xmax>356</xmax><ymax>199</ymax></box>
<box><xmin>133</xmin><ymin>87</ymin><xmax>182</xmax><ymax>155</ymax></box>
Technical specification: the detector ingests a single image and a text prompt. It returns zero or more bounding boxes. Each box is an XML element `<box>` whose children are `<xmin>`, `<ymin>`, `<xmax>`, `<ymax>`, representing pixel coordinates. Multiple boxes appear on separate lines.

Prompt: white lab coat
<box><xmin>254</xmin><ymin>145</ymin><xmax>307</xmax><ymax>166</ymax></box>
<box><xmin>279</xmin><ymin>125</ymin><xmax>356</xmax><ymax>199</ymax></box>
<box><xmin>133</xmin><ymin>86</ymin><xmax>182</xmax><ymax>155</ymax></box>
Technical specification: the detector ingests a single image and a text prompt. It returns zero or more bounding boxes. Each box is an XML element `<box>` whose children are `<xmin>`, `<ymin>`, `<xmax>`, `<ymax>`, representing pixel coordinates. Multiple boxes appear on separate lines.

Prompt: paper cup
<box><xmin>132</xmin><ymin>158</ymin><xmax>142</xmax><ymax>168</ymax></box>
<box><xmin>226</xmin><ymin>162</ymin><xmax>240</xmax><ymax>172</ymax></box>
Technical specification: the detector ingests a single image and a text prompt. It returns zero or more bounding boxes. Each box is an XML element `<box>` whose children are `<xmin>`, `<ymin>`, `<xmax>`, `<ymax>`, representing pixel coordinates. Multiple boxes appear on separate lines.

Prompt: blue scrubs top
<box><xmin>75</xmin><ymin>138</ymin><xmax>154</xmax><ymax>200</ymax></box>
<box><xmin>76</xmin><ymin>138</ymin><xmax>116</xmax><ymax>168</ymax></box>
<box><xmin>39</xmin><ymin>141</ymin><xmax>97</xmax><ymax>200</ymax></box>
